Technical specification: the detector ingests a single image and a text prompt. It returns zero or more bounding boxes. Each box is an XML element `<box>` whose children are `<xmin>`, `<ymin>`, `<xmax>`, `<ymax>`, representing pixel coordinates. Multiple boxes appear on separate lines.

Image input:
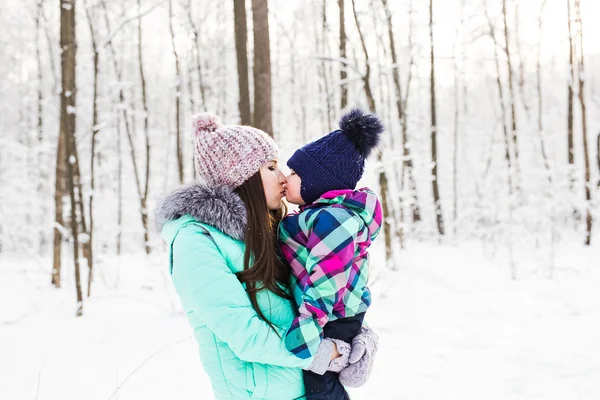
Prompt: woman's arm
<box><xmin>171</xmin><ymin>224</ymin><xmax>313</xmax><ymax>369</ymax></box>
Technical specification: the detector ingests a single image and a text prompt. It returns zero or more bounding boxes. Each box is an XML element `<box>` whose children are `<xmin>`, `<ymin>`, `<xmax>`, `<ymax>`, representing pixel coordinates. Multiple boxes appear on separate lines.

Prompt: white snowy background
<box><xmin>1</xmin><ymin>0</ymin><xmax>600</xmax><ymax>399</ymax></box>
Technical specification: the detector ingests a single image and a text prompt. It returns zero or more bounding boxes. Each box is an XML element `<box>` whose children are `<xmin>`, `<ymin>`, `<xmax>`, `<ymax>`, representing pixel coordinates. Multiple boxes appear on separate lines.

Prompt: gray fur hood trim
<box><xmin>155</xmin><ymin>183</ymin><xmax>247</xmax><ymax>241</ymax></box>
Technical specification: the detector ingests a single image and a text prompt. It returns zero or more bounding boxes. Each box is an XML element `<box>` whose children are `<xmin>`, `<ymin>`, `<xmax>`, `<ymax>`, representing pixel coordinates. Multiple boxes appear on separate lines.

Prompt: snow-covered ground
<box><xmin>1</xmin><ymin>239</ymin><xmax>599</xmax><ymax>400</ymax></box>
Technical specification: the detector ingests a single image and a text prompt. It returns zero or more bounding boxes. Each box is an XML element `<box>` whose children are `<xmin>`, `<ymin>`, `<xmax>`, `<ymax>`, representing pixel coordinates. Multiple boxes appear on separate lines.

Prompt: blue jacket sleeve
<box><xmin>171</xmin><ymin>224</ymin><xmax>312</xmax><ymax>369</ymax></box>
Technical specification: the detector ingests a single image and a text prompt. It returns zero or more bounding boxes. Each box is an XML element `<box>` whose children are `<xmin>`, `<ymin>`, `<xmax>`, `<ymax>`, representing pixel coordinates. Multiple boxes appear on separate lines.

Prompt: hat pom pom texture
<box><xmin>338</xmin><ymin>108</ymin><xmax>384</xmax><ymax>158</ymax></box>
<box><xmin>191</xmin><ymin>113</ymin><xmax>221</xmax><ymax>137</ymax></box>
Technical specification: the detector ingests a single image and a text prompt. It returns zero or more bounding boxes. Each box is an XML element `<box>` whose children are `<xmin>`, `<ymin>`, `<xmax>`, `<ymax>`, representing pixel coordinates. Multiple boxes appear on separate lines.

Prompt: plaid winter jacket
<box><xmin>279</xmin><ymin>188</ymin><xmax>382</xmax><ymax>359</ymax></box>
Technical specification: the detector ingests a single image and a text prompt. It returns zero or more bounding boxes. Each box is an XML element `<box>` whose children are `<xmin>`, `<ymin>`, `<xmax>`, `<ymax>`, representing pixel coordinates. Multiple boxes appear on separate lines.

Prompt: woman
<box><xmin>155</xmin><ymin>113</ymin><xmax>376</xmax><ymax>399</ymax></box>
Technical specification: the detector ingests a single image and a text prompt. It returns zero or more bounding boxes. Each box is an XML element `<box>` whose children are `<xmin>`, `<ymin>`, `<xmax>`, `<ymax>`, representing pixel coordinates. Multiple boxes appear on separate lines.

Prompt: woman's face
<box><xmin>285</xmin><ymin>170</ymin><xmax>305</xmax><ymax>206</ymax></box>
<box><xmin>259</xmin><ymin>160</ymin><xmax>288</xmax><ymax>210</ymax></box>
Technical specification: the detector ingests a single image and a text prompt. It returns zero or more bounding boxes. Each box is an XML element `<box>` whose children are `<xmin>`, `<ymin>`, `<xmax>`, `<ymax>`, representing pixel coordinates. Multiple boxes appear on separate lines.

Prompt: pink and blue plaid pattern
<box><xmin>279</xmin><ymin>188</ymin><xmax>382</xmax><ymax>359</ymax></box>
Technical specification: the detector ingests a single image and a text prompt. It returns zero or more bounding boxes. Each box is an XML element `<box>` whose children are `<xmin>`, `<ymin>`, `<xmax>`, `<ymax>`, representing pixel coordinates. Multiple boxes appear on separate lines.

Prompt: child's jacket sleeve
<box><xmin>280</xmin><ymin>207</ymin><xmax>361</xmax><ymax>359</ymax></box>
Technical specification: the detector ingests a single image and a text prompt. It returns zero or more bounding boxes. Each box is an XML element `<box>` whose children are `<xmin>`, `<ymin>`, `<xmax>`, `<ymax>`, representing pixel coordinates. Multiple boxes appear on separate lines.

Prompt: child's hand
<box><xmin>306</xmin><ymin>338</ymin><xmax>350</xmax><ymax>375</ymax></box>
<box><xmin>339</xmin><ymin>326</ymin><xmax>379</xmax><ymax>387</ymax></box>
<box><xmin>330</xmin><ymin>340</ymin><xmax>342</xmax><ymax>361</ymax></box>
<box><xmin>327</xmin><ymin>339</ymin><xmax>351</xmax><ymax>372</ymax></box>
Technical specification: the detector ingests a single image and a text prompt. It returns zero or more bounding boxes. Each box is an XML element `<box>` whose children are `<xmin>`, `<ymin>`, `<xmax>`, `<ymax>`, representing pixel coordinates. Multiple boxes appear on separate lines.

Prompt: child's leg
<box><xmin>303</xmin><ymin>370</ymin><xmax>349</xmax><ymax>400</ymax></box>
<box><xmin>303</xmin><ymin>313</ymin><xmax>366</xmax><ymax>400</ymax></box>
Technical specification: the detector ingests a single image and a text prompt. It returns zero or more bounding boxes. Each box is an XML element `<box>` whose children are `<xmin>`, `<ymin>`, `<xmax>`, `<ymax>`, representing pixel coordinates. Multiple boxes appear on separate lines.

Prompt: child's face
<box><xmin>285</xmin><ymin>170</ymin><xmax>305</xmax><ymax>206</ymax></box>
<box><xmin>259</xmin><ymin>160</ymin><xmax>288</xmax><ymax>211</ymax></box>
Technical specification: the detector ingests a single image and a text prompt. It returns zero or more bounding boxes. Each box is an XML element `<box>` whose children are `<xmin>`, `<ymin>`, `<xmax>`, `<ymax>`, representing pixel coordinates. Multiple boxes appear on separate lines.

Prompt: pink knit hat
<box><xmin>191</xmin><ymin>113</ymin><xmax>279</xmax><ymax>188</ymax></box>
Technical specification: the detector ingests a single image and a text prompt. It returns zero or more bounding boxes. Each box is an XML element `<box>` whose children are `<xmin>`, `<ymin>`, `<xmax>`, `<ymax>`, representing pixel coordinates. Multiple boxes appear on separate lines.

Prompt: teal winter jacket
<box><xmin>156</xmin><ymin>184</ymin><xmax>312</xmax><ymax>400</ymax></box>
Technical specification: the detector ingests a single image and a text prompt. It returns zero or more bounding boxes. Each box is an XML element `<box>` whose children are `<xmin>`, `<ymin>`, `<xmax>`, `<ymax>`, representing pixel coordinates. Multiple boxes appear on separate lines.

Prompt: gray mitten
<box><xmin>339</xmin><ymin>325</ymin><xmax>379</xmax><ymax>387</ymax></box>
<box><xmin>305</xmin><ymin>338</ymin><xmax>352</xmax><ymax>375</ymax></box>
<box><xmin>327</xmin><ymin>338</ymin><xmax>351</xmax><ymax>373</ymax></box>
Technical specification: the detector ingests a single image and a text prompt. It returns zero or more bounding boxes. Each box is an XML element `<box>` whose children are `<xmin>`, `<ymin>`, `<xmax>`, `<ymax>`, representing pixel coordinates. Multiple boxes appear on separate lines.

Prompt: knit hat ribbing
<box><xmin>192</xmin><ymin>113</ymin><xmax>279</xmax><ymax>188</ymax></box>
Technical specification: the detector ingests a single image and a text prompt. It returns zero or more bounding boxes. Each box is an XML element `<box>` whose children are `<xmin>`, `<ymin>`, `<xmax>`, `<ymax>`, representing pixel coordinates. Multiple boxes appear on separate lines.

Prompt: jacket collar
<box><xmin>155</xmin><ymin>183</ymin><xmax>247</xmax><ymax>241</ymax></box>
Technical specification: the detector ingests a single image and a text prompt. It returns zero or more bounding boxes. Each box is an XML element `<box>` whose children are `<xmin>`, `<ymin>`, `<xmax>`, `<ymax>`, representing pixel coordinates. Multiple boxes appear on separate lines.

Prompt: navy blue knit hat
<box><xmin>287</xmin><ymin>108</ymin><xmax>384</xmax><ymax>204</ymax></box>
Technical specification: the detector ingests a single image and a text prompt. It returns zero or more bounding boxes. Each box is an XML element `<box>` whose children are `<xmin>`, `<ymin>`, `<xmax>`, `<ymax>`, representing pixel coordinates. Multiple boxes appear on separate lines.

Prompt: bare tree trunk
<box><xmin>381</xmin><ymin>0</ymin><xmax>421</xmax><ymax>225</ymax></box>
<box><xmin>100</xmin><ymin>0</ymin><xmax>138</xmax><ymax>253</ymax></box>
<box><xmin>60</xmin><ymin>0</ymin><xmax>83</xmax><ymax>316</ymax></box>
<box><xmin>485</xmin><ymin>4</ymin><xmax>513</xmax><ymax>194</ymax></box>
<box><xmin>52</xmin><ymin>120</ymin><xmax>66</xmax><ymax>288</ymax></box>
<box><xmin>34</xmin><ymin>0</ymin><xmax>49</xmax><ymax>255</ymax></box>
<box><xmin>186</xmin><ymin>0</ymin><xmax>207</xmax><ymax>111</ymax></box>
<box><xmin>574</xmin><ymin>0</ymin><xmax>593</xmax><ymax>245</ymax></box>
<box><xmin>536</xmin><ymin>0</ymin><xmax>551</xmax><ymax>182</ymax></box>
<box><xmin>168</xmin><ymin>0</ymin><xmax>184</xmax><ymax>183</ymax></box>
<box><xmin>251</xmin><ymin>0</ymin><xmax>274</xmax><ymax>136</ymax></box>
<box><xmin>189</xmin><ymin>46</ymin><xmax>197</xmax><ymax>182</ymax></box>
<box><xmin>567</xmin><ymin>0</ymin><xmax>576</xmax><ymax>187</ymax></box>
<box><xmin>513</xmin><ymin>3</ymin><xmax>531</xmax><ymax>120</ymax></box>
<box><xmin>452</xmin><ymin>0</ymin><xmax>465</xmax><ymax>235</ymax></box>
<box><xmin>218</xmin><ymin>2</ymin><xmax>229</xmax><ymax>120</ymax></box>
<box><xmin>351</xmin><ymin>0</ymin><xmax>395</xmax><ymax>265</ymax></box>
<box><xmin>453</xmin><ymin>59</ymin><xmax>459</xmax><ymax>234</ymax></box>
<box><xmin>405</xmin><ymin>0</ymin><xmax>420</xmax><ymax>224</ymax></box>
<box><xmin>66</xmin><ymin>132</ymin><xmax>84</xmax><ymax>314</ymax></box>
<box><xmin>40</xmin><ymin>5</ymin><xmax>59</xmax><ymax>95</ymax></box>
<box><xmin>277</xmin><ymin>22</ymin><xmax>303</xmax><ymax>140</ymax></box>
<box><xmin>100</xmin><ymin>1</ymin><xmax>124</xmax><ymax>256</ymax></box>
<box><xmin>83</xmin><ymin>0</ymin><xmax>99</xmax><ymax>297</ymax></box>
<box><xmin>186</xmin><ymin>58</ymin><xmax>196</xmax><ymax>120</ymax></box>
<box><xmin>338</xmin><ymin>0</ymin><xmax>347</xmax><ymax>110</ymax></box>
<box><xmin>502</xmin><ymin>0</ymin><xmax>520</xmax><ymax>184</ymax></box>
<box><xmin>137</xmin><ymin>0</ymin><xmax>151</xmax><ymax>255</ymax></box>
<box><xmin>72</xmin><ymin>138</ymin><xmax>90</xmax><ymax>296</ymax></box>
<box><xmin>596</xmin><ymin>132</ymin><xmax>600</xmax><ymax>187</ymax></box>
<box><xmin>52</xmin><ymin>0</ymin><xmax>69</xmax><ymax>290</ymax></box>
<box><xmin>22</xmin><ymin>85</ymin><xmax>35</xmax><ymax>253</ymax></box>
<box><xmin>300</xmin><ymin>64</ymin><xmax>308</xmax><ymax>142</ymax></box>
<box><xmin>116</xmin><ymin>114</ymin><xmax>123</xmax><ymax>256</ymax></box>
<box><xmin>429</xmin><ymin>0</ymin><xmax>445</xmax><ymax>235</ymax></box>
<box><xmin>319</xmin><ymin>0</ymin><xmax>333</xmax><ymax>131</ymax></box>
<box><xmin>350</xmin><ymin>1</ymin><xmax>375</xmax><ymax>111</ymax></box>
<box><xmin>234</xmin><ymin>0</ymin><xmax>252</xmax><ymax>125</ymax></box>
<box><xmin>106</xmin><ymin>4</ymin><xmax>145</xmax><ymax>259</ymax></box>
<box><xmin>313</xmin><ymin>4</ymin><xmax>327</xmax><ymax>132</ymax></box>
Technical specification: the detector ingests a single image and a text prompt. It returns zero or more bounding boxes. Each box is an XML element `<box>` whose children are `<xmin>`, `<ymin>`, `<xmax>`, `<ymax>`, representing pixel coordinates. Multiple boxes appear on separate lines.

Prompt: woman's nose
<box><xmin>278</xmin><ymin>171</ymin><xmax>287</xmax><ymax>184</ymax></box>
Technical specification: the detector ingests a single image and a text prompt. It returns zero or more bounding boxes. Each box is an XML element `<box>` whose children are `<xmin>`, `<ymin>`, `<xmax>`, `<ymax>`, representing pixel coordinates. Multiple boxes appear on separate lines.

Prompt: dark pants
<box><xmin>303</xmin><ymin>312</ymin><xmax>365</xmax><ymax>400</ymax></box>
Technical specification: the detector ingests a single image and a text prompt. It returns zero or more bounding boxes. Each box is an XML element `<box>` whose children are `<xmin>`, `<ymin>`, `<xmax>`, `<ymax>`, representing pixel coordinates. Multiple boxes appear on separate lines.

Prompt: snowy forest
<box><xmin>1</xmin><ymin>0</ymin><xmax>599</xmax><ymax>399</ymax></box>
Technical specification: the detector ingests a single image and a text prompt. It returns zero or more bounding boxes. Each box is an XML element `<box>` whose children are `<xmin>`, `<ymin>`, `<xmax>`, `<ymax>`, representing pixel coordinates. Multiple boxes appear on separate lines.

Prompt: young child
<box><xmin>279</xmin><ymin>108</ymin><xmax>383</xmax><ymax>399</ymax></box>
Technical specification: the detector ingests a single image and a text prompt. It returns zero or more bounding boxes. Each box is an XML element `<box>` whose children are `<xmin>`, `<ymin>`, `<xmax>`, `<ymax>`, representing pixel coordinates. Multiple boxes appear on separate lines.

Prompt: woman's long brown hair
<box><xmin>234</xmin><ymin>171</ymin><xmax>291</xmax><ymax>335</ymax></box>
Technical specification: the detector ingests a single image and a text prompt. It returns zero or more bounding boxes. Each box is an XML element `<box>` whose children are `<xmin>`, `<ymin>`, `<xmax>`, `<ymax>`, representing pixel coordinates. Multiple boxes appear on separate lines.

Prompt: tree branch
<box><xmin>102</xmin><ymin>1</ymin><xmax>162</xmax><ymax>48</ymax></box>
